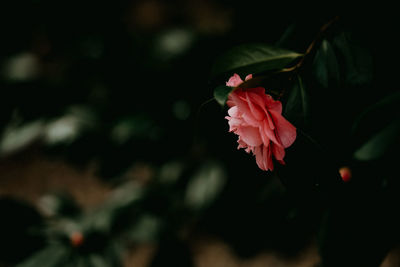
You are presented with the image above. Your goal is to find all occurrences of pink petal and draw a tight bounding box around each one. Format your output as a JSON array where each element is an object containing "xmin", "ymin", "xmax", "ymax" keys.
[
  {"xmin": 253, "ymin": 143, "xmax": 274, "ymax": 171},
  {"xmin": 230, "ymin": 91, "xmax": 259, "ymax": 127},
  {"xmin": 238, "ymin": 126, "xmax": 263, "ymax": 147},
  {"xmin": 245, "ymin": 92, "xmax": 265, "ymax": 120},
  {"xmin": 237, "ymin": 138, "xmax": 248, "ymax": 150},
  {"xmin": 226, "ymin": 99, "xmax": 235, "ymax": 107},
  {"xmin": 227, "ymin": 106, "xmax": 240, "ymax": 117},
  {"xmin": 245, "ymin": 74, "xmax": 253, "ymax": 81},
  {"xmin": 247, "ymin": 90, "xmax": 268, "ymax": 111},
  {"xmin": 262, "ymin": 119, "xmax": 281, "ymax": 146},
  {"xmin": 270, "ymin": 110, "xmax": 297, "ymax": 148},
  {"xmin": 264, "ymin": 94, "xmax": 282, "ymax": 114},
  {"xmin": 227, "ymin": 117, "xmax": 243, "ymax": 132},
  {"xmin": 259, "ymin": 122, "xmax": 270, "ymax": 146},
  {"xmin": 254, "ymin": 146, "xmax": 266, "ymax": 171},
  {"xmin": 272, "ymin": 143, "xmax": 285, "ymax": 161},
  {"xmin": 263, "ymin": 144, "xmax": 274, "ymax": 171},
  {"xmin": 265, "ymin": 110, "xmax": 275, "ymax": 130},
  {"xmin": 226, "ymin": 73, "xmax": 243, "ymax": 87}
]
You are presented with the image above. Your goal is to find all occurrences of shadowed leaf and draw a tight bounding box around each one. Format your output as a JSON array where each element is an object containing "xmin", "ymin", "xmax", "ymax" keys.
[
  {"xmin": 313, "ymin": 39, "xmax": 340, "ymax": 88},
  {"xmin": 214, "ymin": 85, "xmax": 234, "ymax": 106},
  {"xmin": 354, "ymin": 119, "xmax": 400, "ymax": 161},
  {"xmin": 333, "ymin": 31, "xmax": 373, "ymax": 85},
  {"xmin": 284, "ymin": 75, "xmax": 310, "ymax": 127},
  {"xmin": 211, "ymin": 43, "xmax": 302, "ymax": 78}
]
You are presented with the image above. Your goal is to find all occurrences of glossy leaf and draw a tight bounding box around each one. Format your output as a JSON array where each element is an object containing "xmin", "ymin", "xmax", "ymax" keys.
[
  {"xmin": 333, "ymin": 31, "xmax": 373, "ymax": 85},
  {"xmin": 284, "ymin": 75, "xmax": 309, "ymax": 127},
  {"xmin": 352, "ymin": 91, "xmax": 400, "ymax": 134},
  {"xmin": 211, "ymin": 43, "xmax": 302, "ymax": 78},
  {"xmin": 354, "ymin": 119, "xmax": 400, "ymax": 161},
  {"xmin": 313, "ymin": 39, "xmax": 340, "ymax": 88},
  {"xmin": 351, "ymin": 91, "xmax": 400, "ymax": 155},
  {"xmin": 213, "ymin": 85, "xmax": 233, "ymax": 106}
]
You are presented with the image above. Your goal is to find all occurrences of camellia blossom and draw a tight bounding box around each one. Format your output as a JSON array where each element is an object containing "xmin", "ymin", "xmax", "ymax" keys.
[{"xmin": 225, "ymin": 73, "xmax": 297, "ymax": 171}]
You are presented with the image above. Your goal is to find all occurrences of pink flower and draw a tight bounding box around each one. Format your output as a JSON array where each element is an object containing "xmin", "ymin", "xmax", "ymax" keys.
[{"xmin": 225, "ymin": 73, "xmax": 297, "ymax": 171}]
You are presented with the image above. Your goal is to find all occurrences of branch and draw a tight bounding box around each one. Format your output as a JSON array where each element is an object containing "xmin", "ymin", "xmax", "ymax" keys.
[{"xmin": 281, "ymin": 16, "xmax": 340, "ymax": 73}]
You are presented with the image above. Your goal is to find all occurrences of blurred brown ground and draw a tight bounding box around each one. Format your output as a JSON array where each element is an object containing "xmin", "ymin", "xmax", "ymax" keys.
[{"xmin": 0, "ymin": 147, "xmax": 398, "ymax": 267}]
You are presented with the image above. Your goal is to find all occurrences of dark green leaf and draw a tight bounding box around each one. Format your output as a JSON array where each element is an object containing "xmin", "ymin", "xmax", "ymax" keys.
[
  {"xmin": 128, "ymin": 214, "xmax": 161, "ymax": 242},
  {"xmin": 213, "ymin": 85, "xmax": 233, "ymax": 106},
  {"xmin": 284, "ymin": 75, "xmax": 310, "ymax": 127},
  {"xmin": 185, "ymin": 161, "xmax": 226, "ymax": 211},
  {"xmin": 16, "ymin": 245, "xmax": 70, "ymax": 267},
  {"xmin": 211, "ymin": 43, "xmax": 302, "ymax": 78},
  {"xmin": 352, "ymin": 91, "xmax": 400, "ymax": 134},
  {"xmin": 351, "ymin": 91, "xmax": 400, "ymax": 152},
  {"xmin": 313, "ymin": 39, "xmax": 340, "ymax": 88},
  {"xmin": 333, "ymin": 31, "xmax": 373, "ymax": 85},
  {"xmin": 88, "ymin": 254, "xmax": 111, "ymax": 267},
  {"xmin": 275, "ymin": 23, "xmax": 297, "ymax": 47},
  {"xmin": 354, "ymin": 119, "xmax": 400, "ymax": 161},
  {"xmin": 38, "ymin": 192, "xmax": 81, "ymax": 218},
  {"xmin": 84, "ymin": 182, "xmax": 145, "ymax": 233}
]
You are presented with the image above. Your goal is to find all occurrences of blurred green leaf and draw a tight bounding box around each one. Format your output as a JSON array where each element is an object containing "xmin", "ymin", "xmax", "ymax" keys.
[
  {"xmin": 213, "ymin": 85, "xmax": 233, "ymax": 106},
  {"xmin": 0, "ymin": 119, "xmax": 45, "ymax": 155},
  {"xmin": 44, "ymin": 105, "xmax": 97, "ymax": 146},
  {"xmin": 110, "ymin": 115, "xmax": 161, "ymax": 145},
  {"xmin": 38, "ymin": 192, "xmax": 81, "ymax": 218},
  {"xmin": 211, "ymin": 43, "xmax": 302, "ymax": 78},
  {"xmin": 313, "ymin": 39, "xmax": 340, "ymax": 88},
  {"xmin": 87, "ymin": 254, "xmax": 111, "ymax": 267},
  {"xmin": 158, "ymin": 160, "xmax": 184, "ymax": 185},
  {"xmin": 128, "ymin": 214, "xmax": 161, "ymax": 242},
  {"xmin": 284, "ymin": 74, "xmax": 309, "ymax": 126},
  {"xmin": 16, "ymin": 244, "xmax": 70, "ymax": 267},
  {"xmin": 352, "ymin": 91, "xmax": 400, "ymax": 134},
  {"xmin": 354, "ymin": 119, "xmax": 400, "ymax": 161},
  {"xmin": 185, "ymin": 161, "xmax": 226, "ymax": 211},
  {"xmin": 333, "ymin": 31, "xmax": 373, "ymax": 85},
  {"xmin": 84, "ymin": 182, "xmax": 145, "ymax": 233},
  {"xmin": 351, "ymin": 91, "xmax": 400, "ymax": 156}
]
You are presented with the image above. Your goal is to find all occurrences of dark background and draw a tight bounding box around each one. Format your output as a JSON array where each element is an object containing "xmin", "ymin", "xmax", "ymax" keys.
[{"xmin": 0, "ymin": 1, "xmax": 399, "ymax": 266}]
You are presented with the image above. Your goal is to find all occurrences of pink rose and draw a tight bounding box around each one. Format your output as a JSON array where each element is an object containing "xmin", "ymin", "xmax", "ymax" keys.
[{"xmin": 225, "ymin": 73, "xmax": 297, "ymax": 171}]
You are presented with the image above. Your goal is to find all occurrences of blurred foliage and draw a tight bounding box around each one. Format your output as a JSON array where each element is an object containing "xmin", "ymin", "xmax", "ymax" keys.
[{"xmin": 0, "ymin": 1, "xmax": 399, "ymax": 267}]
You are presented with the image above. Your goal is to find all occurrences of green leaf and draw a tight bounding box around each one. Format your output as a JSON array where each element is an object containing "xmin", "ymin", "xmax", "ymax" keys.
[
  {"xmin": 16, "ymin": 245, "xmax": 70, "ymax": 267},
  {"xmin": 213, "ymin": 85, "xmax": 233, "ymax": 106},
  {"xmin": 275, "ymin": 23, "xmax": 297, "ymax": 47},
  {"xmin": 333, "ymin": 31, "xmax": 373, "ymax": 85},
  {"xmin": 211, "ymin": 43, "xmax": 302, "ymax": 78},
  {"xmin": 84, "ymin": 182, "xmax": 145, "ymax": 232},
  {"xmin": 354, "ymin": 119, "xmax": 400, "ymax": 161},
  {"xmin": 313, "ymin": 39, "xmax": 340, "ymax": 88},
  {"xmin": 185, "ymin": 161, "xmax": 226, "ymax": 211},
  {"xmin": 128, "ymin": 214, "xmax": 161, "ymax": 242},
  {"xmin": 284, "ymin": 75, "xmax": 309, "ymax": 126},
  {"xmin": 88, "ymin": 254, "xmax": 111, "ymax": 267},
  {"xmin": 352, "ymin": 91, "xmax": 400, "ymax": 134}
]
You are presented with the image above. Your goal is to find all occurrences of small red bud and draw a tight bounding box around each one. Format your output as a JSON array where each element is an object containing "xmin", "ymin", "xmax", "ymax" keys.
[
  {"xmin": 70, "ymin": 232, "xmax": 84, "ymax": 247},
  {"xmin": 339, "ymin": 167, "xmax": 352, "ymax": 182}
]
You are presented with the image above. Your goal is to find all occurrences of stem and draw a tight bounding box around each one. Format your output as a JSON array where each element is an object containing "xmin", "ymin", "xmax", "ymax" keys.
[{"xmin": 280, "ymin": 16, "xmax": 340, "ymax": 73}]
